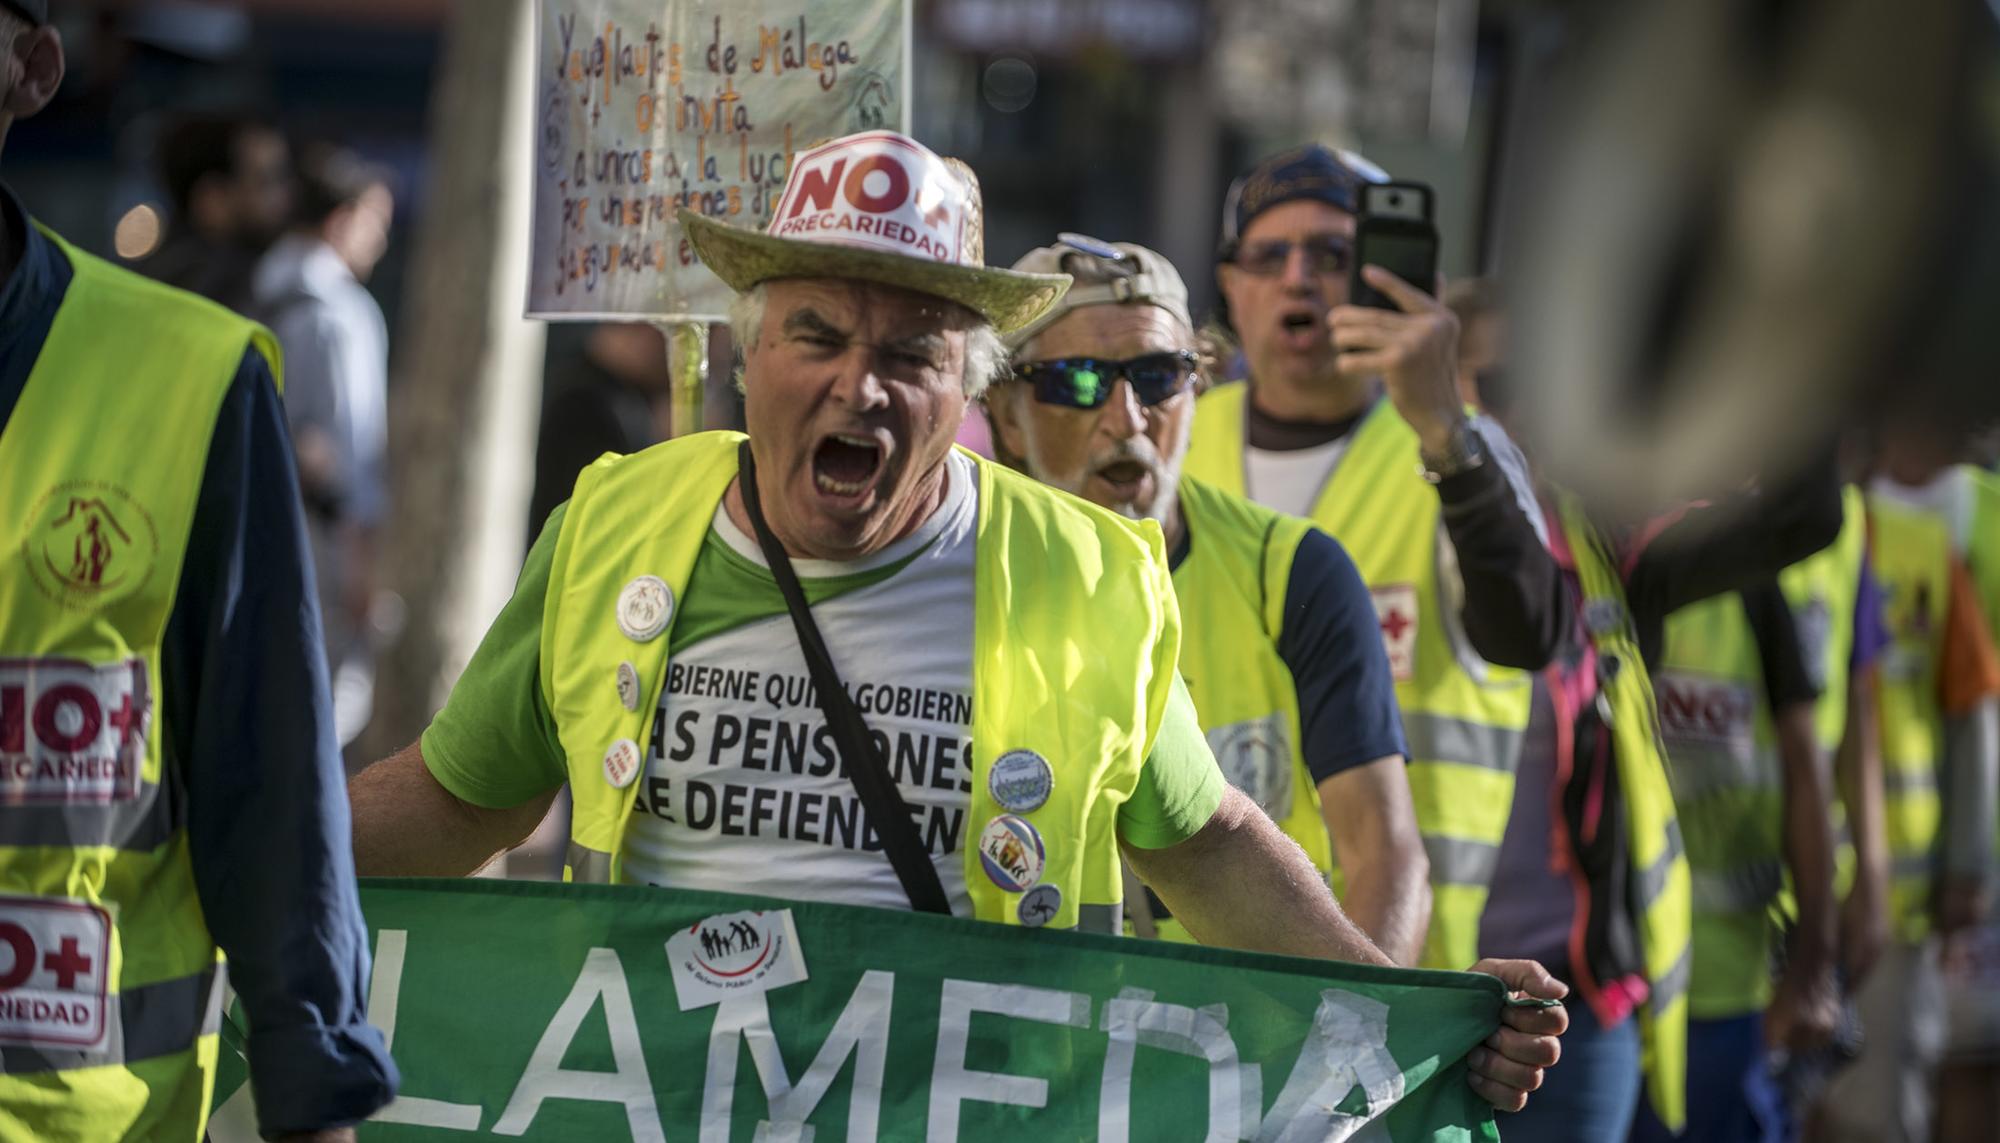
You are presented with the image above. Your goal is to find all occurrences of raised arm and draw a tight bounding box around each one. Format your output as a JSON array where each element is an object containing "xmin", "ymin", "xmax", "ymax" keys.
[{"xmin": 1624, "ymin": 444, "xmax": 1846, "ymax": 645}]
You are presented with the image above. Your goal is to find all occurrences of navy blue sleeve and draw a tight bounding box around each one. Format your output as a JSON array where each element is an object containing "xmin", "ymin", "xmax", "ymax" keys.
[
  {"xmin": 162, "ymin": 347, "xmax": 398, "ymax": 1135},
  {"xmin": 1276, "ymin": 527, "xmax": 1411, "ymax": 783},
  {"xmin": 1740, "ymin": 581, "xmax": 1821, "ymax": 711}
]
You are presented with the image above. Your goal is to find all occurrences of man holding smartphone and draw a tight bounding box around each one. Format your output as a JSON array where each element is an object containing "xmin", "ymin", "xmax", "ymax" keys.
[{"xmin": 1184, "ymin": 145, "xmax": 1571, "ymax": 978}]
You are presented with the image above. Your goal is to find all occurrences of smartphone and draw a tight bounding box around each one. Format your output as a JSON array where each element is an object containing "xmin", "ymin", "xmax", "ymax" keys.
[{"xmin": 1350, "ymin": 181, "xmax": 1439, "ymax": 310}]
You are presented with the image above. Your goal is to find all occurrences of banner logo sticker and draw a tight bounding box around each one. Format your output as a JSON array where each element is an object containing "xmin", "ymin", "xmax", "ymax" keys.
[{"xmin": 665, "ymin": 908, "xmax": 808, "ymax": 1011}]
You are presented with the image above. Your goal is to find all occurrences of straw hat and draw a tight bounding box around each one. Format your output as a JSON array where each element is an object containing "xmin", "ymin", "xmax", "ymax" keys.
[{"xmin": 678, "ymin": 131, "xmax": 1070, "ymax": 333}]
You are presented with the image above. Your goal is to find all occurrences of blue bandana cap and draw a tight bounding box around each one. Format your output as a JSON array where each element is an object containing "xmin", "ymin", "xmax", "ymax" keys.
[{"xmin": 1218, "ymin": 144, "xmax": 1388, "ymax": 253}]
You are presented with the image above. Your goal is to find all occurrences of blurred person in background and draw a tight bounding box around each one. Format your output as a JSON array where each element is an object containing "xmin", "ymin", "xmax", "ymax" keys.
[
  {"xmin": 987, "ymin": 234, "xmax": 1430, "ymax": 964},
  {"xmin": 146, "ymin": 111, "xmax": 293, "ymax": 313},
  {"xmin": 1183, "ymin": 145, "xmax": 1569, "ymax": 979},
  {"xmin": 1478, "ymin": 371, "xmax": 1845, "ymax": 1141},
  {"xmin": 253, "ymin": 143, "xmax": 395, "ymax": 753},
  {"xmin": 1869, "ymin": 408, "xmax": 2000, "ymax": 654},
  {"xmin": 1816, "ymin": 409, "xmax": 2000, "ymax": 1143},
  {"xmin": 1636, "ymin": 574, "xmax": 1849, "ymax": 1142},
  {"xmin": 528, "ymin": 321, "xmax": 669, "ymax": 532},
  {"xmin": 0, "ymin": 2, "xmax": 394, "ymax": 1137}
]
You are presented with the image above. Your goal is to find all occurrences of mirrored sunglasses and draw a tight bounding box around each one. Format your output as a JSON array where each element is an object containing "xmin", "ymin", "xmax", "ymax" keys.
[{"xmin": 1012, "ymin": 350, "xmax": 1200, "ymax": 410}]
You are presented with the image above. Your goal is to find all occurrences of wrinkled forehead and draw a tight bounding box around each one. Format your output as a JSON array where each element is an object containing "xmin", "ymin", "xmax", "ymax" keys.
[
  {"xmin": 1026, "ymin": 302, "xmax": 1195, "ymax": 361},
  {"xmin": 1237, "ymin": 199, "xmax": 1356, "ymax": 246},
  {"xmin": 764, "ymin": 277, "xmax": 979, "ymax": 340}
]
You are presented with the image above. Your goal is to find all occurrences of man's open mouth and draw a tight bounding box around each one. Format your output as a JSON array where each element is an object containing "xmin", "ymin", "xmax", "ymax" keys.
[
  {"xmin": 1276, "ymin": 310, "xmax": 1325, "ymax": 352},
  {"xmin": 812, "ymin": 433, "xmax": 885, "ymax": 496},
  {"xmin": 1094, "ymin": 458, "xmax": 1149, "ymax": 492}
]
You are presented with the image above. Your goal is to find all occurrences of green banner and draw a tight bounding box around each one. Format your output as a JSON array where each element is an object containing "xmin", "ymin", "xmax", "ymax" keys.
[{"xmin": 211, "ymin": 878, "xmax": 1514, "ymax": 1141}]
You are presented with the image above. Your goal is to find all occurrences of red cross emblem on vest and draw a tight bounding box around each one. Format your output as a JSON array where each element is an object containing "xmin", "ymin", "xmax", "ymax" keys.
[{"xmin": 1370, "ymin": 584, "xmax": 1418, "ymax": 682}]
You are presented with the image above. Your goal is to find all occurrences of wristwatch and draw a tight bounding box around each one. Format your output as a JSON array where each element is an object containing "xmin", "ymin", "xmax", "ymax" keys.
[{"xmin": 1419, "ymin": 419, "xmax": 1487, "ymax": 483}]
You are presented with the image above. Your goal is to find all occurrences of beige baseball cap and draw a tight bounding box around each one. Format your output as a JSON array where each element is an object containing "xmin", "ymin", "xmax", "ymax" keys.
[
  {"xmin": 1002, "ymin": 234, "xmax": 1194, "ymax": 352},
  {"xmin": 679, "ymin": 131, "xmax": 1070, "ymax": 333}
]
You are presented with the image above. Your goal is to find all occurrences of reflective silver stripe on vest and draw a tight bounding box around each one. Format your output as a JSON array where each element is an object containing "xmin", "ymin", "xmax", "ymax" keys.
[
  {"xmin": 0, "ymin": 780, "xmax": 179, "ymax": 853},
  {"xmin": 0, "ymin": 963, "xmax": 223, "ymax": 1074},
  {"xmin": 1661, "ymin": 741, "xmax": 1779, "ymax": 805},
  {"xmin": 1403, "ymin": 713, "xmax": 1524, "ymax": 773},
  {"xmin": 1074, "ymin": 903, "xmax": 1122, "ymax": 935},
  {"xmin": 1890, "ymin": 852, "xmax": 1936, "ymax": 883},
  {"xmin": 1943, "ymin": 706, "xmax": 2000, "ymax": 878},
  {"xmin": 1636, "ymin": 822, "xmax": 1684, "ymax": 908},
  {"xmin": 1651, "ymin": 945, "xmax": 1692, "ymax": 1010},
  {"xmin": 1691, "ymin": 860, "xmax": 1784, "ymax": 914},
  {"xmin": 1882, "ymin": 768, "xmax": 1939, "ymax": 797},
  {"xmin": 567, "ymin": 842, "xmax": 613, "ymax": 883},
  {"xmin": 1424, "ymin": 835, "xmax": 1502, "ymax": 889}
]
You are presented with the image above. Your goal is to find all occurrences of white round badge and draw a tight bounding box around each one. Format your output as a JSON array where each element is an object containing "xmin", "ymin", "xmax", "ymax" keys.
[
  {"xmin": 977, "ymin": 814, "xmax": 1046, "ymax": 893},
  {"xmin": 616, "ymin": 576, "xmax": 673, "ymax": 642},
  {"xmin": 602, "ymin": 738, "xmax": 642, "ymax": 789},
  {"xmin": 987, "ymin": 749, "xmax": 1053, "ymax": 813},
  {"xmin": 1017, "ymin": 883, "xmax": 1062, "ymax": 928},
  {"xmin": 616, "ymin": 661, "xmax": 642, "ymax": 711}
]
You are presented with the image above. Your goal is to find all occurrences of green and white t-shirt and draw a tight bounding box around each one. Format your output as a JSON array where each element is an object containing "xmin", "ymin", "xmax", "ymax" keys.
[
  {"xmin": 623, "ymin": 451, "xmax": 981, "ymax": 910},
  {"xmin": 422, "ymin": 450, "xmax": 1223, "ymax": 915}
]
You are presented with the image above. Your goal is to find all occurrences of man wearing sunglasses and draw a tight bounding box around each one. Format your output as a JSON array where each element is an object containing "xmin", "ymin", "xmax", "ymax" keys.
[
  {"xmin": 987, "ymin": 235, "xmax": 1431, "ymax": 967},
  {"xmin": 1183, "ymin": 146, "xmax": 1572, "ymax": 974}
]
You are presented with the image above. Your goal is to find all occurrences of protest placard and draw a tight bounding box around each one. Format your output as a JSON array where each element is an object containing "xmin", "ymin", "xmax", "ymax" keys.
[
  {"xmin": 527, "ymin": 0, "xmax": 909, "ymax": 321},
  {"xmin": 211, "ymin": 878, "xmax": 1519, "ymax": 1141}
]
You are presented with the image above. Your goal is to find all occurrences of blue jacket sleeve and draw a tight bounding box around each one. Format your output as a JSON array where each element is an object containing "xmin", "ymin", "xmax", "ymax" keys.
[
  {"xmin": 161, "ymin": 347, "xmax": 398, "ymax": 1135},
  {"xmin": 1276, "ymin": 527, "xmax": 1411, "ymax": 784}
]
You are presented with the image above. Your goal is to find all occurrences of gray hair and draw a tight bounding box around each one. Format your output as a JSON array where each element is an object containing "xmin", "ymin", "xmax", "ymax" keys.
[{"xmin": 728, "ymin": 283, "xmax": 1008, "ymax": 398}]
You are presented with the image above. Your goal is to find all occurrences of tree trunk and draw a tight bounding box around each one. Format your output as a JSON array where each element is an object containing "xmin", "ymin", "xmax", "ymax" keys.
[{"xmin": 363, "ymin": 0, "xmax": 546, "ymax": 764}]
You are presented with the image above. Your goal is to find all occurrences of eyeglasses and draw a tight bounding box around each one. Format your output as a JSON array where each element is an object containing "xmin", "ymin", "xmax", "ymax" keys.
[
  {"xmin": 1230, "ymin": 235, "xmax": 1352, "ymax": 277},
  {"xmin": 1012, "ymin": 350, "xmax": 1200, "ymax": 410}
]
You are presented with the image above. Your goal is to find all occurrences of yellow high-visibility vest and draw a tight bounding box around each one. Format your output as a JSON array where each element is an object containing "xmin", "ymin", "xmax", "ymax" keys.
[
  {"xmin": 1148, "ymin": 476, "xmax": 1320, "ymax": 941},
  {"xmin": 1656, "ymin": 595, "xmax": 1785, "ymax": 1019},
  {"xmin": 0, "ymin": 227, "xmax": 274, "ymax": 1139},
  {"xmin": 550, "ymin": 433, "xmax": 1182, "ymax": 933},
  {"xmin": 1866, "ymin": 496, "xmax": 1953, "ymax": 940},
  {"xmin": 1553, "ymin": 492, "xmax": 1694, "ymax": 1131},
  {"xmin": 1185, "ymin": 384, "xmax": 1531, "ymax": 969}
]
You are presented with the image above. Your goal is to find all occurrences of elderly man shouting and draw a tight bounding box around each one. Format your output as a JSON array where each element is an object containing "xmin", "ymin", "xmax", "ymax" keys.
[
  {"xmin": 347, "ymin": 131, "xmax": 1563, "ymax": 1112},
  {"xmin": 984, "ymin": 234, "xmax": 1433, "ymax": 967}
]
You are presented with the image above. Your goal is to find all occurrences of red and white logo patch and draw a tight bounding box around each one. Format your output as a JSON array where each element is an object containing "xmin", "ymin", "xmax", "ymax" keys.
[
  {"xmin": 1371, "ymin": 584, "xmax": 1419, "ymax": 683},
  {"xmin": 0, "ymin": 658, "xmax": 148, "ymax": 804},
  {"xmin": 767, "ymin": 131, "xmax": 970, "ymax": 265},
  {"xmin": 0, "ymin": 896, "xmax": 112, "ymax": 1050}
]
